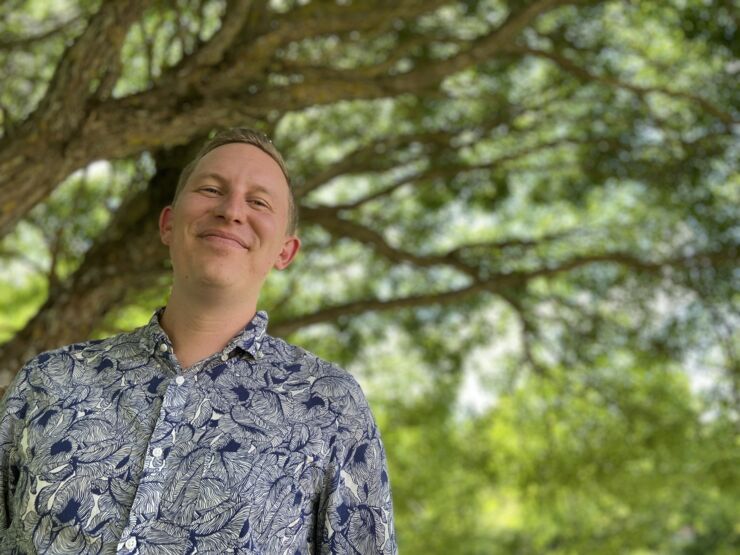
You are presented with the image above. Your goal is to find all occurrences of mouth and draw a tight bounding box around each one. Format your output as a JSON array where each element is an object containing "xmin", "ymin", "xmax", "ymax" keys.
[{"xmin": 198, "ymin": 230, "xmax": 248, "ymax": 249}]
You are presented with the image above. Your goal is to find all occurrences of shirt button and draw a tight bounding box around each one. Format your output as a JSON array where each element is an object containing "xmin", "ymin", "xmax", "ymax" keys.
[
  {"xmin": 220, "ymin": 353, "xmax": 228, "ymax": 362},
  {"xmin": 159, "ymin": 343, "xmax": 168, "ymax": 352},
  {"xmin": 152, "ymin": 447, "xmax": 163, "ymax": 458},
  {"xmin": 175, "ymin": 376, "xmax": 185, "ymax": 385},
  {"xmin": 125, "ymin": 537, "xmax": 137, "ymax": 549}
]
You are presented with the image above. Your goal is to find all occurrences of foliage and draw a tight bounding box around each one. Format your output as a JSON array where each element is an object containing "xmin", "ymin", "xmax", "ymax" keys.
[{"xmin": 0, "ymin": 0, "xmax": 738, "ymax": 553}]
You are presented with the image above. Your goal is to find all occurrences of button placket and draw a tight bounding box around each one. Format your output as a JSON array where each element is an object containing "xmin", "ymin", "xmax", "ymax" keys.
[
  {"xmin": 146, "ymin": 450, "xmax": 167, "ymax": 471},
  {"xmin": 147, "ymin": 390, "xmax": 184, "ymax": 470}
]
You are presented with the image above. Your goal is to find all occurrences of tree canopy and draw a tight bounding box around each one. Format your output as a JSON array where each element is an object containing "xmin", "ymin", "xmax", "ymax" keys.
[{"xmin": 0, "ymin": 0, "xmax": 737, "ymax": 553}]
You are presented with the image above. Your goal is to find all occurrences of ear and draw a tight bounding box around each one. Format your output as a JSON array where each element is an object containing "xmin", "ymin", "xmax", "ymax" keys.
[
  {"xmin": 273, "ymin": 235, "xmax": 301, "ymax": 270},
  {"xmin": 159, "ymin": 205, "xmax": 174, "ymax": 246}
]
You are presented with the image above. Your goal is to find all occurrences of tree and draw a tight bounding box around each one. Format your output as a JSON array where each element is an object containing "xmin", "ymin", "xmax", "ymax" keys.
[{"xmin": 0, "ymin": 0, "xmax": 737, "ymax": 552}]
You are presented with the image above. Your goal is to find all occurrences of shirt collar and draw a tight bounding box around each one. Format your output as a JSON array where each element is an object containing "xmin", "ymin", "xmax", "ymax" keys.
[{"xmin": 138, "ymin": 308, "xmax": 269, "ymax": 359}]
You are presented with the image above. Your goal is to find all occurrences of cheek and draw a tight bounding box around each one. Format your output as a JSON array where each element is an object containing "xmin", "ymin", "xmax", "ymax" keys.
[
  {"xmin": 257, "ymin": 211, "xmax": 283, "ymax": 234},
  {"xmin": 169, "ymin": 222, "xmax": 192, "ymax": 259}
]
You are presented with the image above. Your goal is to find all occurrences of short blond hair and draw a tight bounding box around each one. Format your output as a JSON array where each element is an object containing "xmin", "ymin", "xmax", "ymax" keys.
[{"xmin": 174, "ymin": 128, "xmax": 298, "ymax": 234}]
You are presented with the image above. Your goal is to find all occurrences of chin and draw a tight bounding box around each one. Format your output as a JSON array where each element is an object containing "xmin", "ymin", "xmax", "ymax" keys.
[{"xmin": 197, "ymin": 273, "xmax": 237, "ymax": 288}]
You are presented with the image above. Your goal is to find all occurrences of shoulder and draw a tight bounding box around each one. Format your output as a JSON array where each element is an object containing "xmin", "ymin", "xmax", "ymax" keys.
[
  {"xmin": 265, "ymin": 335, "xmax": 368, "ymax": 399},
  {"xmin": 262, "ymin": 335, "xmax": 379, "ymax": 430},
  {"xmin": 1, "ymin": 328, "xmax": 147, "ymax": 427},
  {"xmin": 9, "ymin": 327, "xmax": 146, "ymax": 396},
  {"xmin": 25, "ymin": 327, "xmax": 142, "ymax": 370}
]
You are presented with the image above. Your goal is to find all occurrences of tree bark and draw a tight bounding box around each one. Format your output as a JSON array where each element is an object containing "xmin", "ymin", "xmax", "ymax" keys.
[
  {"xmin": 0, "ymin": 143, "xmax": 196, "ymax": 386},
  {"xmin": 0, "ymin": 0, "xmax": 149, "ymax": 238},
  {"xmin": 0, "ymin": 0, "xmax": 568, "ymax": 239}
]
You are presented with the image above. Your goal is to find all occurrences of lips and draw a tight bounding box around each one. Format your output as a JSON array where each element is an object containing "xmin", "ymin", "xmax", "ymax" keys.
[{"xmin": 198, "ymin": 229, "xmax": 248, "ymax": 249}]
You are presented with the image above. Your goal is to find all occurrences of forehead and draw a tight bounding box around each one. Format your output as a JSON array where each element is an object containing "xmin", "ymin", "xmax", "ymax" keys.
[{"xmin": 190, "ymin": 143, "xmax": 288, "ymax": 193}]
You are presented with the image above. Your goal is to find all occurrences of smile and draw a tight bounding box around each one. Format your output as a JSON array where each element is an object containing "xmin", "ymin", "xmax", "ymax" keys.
[{"xmin": 199, "ymin": 230, "xmax": 248, "ymax": 249}]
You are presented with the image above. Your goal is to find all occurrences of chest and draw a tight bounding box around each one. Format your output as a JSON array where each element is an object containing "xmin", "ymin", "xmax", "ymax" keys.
[{"xmin": 13, "ymin": 368, "xmax": 336, "ymax": 552}]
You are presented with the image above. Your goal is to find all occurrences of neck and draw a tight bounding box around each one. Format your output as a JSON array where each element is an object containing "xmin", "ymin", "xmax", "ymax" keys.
[{"xmin": 159, "ymin": 283, "xmax": 259, "ymax": 369}]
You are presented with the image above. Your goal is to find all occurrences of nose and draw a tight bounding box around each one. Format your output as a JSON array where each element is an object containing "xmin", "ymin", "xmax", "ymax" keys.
[{"xmin": 212, "ymin": 192, "xmax": 245, "ymax": 223}]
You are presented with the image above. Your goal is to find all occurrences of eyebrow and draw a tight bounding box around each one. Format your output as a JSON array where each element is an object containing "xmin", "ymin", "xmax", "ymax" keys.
[{"xmin": 193, "ymin": 172, "xmax": 275, "ymax": 197}]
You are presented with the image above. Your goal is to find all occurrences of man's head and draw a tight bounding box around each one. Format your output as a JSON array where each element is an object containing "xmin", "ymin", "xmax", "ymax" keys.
[
  {"xmin": 173, "ymin": 128, "xmax": 298, "ymax": 235},
  {"xmin": 159, "ymin": 128, "xmax": 301, "ymax": 297}
]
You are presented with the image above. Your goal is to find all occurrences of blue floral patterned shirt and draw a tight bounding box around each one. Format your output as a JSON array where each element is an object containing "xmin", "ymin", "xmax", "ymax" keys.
[{"xmin": 0, "ymin": 310, "xmax": 396, "ymax": 554}]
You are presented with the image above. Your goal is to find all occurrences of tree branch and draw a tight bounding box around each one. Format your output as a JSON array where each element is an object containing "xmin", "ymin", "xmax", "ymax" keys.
[
  {"xmin": 376, "ymin": 0, "xmax": 581, "ymax": 92},
  {"xmin": 165, "ymin": 0, "xmax": 450, "ymax": 97},
  {"xmin": 311, "ymin": 136, "xmax": 588, "ymax": 211},
  {"xmin": 28, "ymin": 1, "xmax": 149, "ymax": 138},
  {"xmin": 448, "ymin": 230, "xmax": 579, "ymax": 257},
  {"xmin": 237, "ymin": 1, "xmax": 582, "ymax": 112},
  {"xmin": 0, "ymin": 14, "xmax": 83, "ymax": 51},
  {"xmin": 327, "ymin": 168, "xmax": 425, "ymax": 211},
  {"xmin": 301, "ymin": 207, "xmax": 480, "ymax": 279},
  {"xmin": 296, "ymin": 129, "xmax": 454, "ymax": 197},
  {"xmin": 511, "ymin": 45, "xmax": 738, "ymax": 126},
  {"xmin": 501, "ymin": 292, "xmax": 548, "ymax": 375},
  {"xmin": 0, "ymin": 140, "xmax": 197, "ymax": 383},
  {"xmin": 270, "ymin": 247, "xmax": 738, "ymax": 335},
  {"xmin": 0, "ymin": 0, "xmax": 576, "ymax": 239},
  {"xmin": 172, "ymin": 0, "xmax": 254, "ymax": 75}
]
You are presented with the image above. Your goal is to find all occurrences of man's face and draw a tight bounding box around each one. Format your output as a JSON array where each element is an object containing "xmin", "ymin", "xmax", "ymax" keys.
[{"xmin": 159, "ymin": 143, "xmax": 300, "ymax": 294}]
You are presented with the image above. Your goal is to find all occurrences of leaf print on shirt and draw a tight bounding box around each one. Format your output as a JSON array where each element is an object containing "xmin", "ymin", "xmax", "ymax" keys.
[{"xmin": 0, "ymin": 310, "xmax": 397, "ymax": 554}]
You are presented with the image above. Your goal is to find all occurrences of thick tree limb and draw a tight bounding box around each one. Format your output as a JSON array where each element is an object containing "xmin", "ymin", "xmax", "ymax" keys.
[
  {"xmin": 27, "ymin": 1, "xmax": 148, "ymax": 137},
  {"xmin": 172, "ymin": 0, "xmax": 254, "ymax": 75},
  {"xmin": 377, "ymin": 0, "xmax": 581, "ymax": 92},
  {"xmin": 163, "ymin": 0, "xmax": 450, "ymax": 97},
  {"xmin": 282, "ymin": 0, "xmax": 580, "ymax": 89},
  {"xmin": 0, "ymin": 1, "xmax": 148, "ymax": 238},
  {"xmin": 0, "ymin": 142, "xmax": 195, "ymax": 386},
  {"xmin": 241, "ymin": 0, "xmax": 583, "ymax": 110},
  {"xmin": 0, "ymin": 0, "xmax": 571, "ymax": 239},
  {"xmin": 270, "ymin": 248, "xmax": 738, "ymax": 335}
]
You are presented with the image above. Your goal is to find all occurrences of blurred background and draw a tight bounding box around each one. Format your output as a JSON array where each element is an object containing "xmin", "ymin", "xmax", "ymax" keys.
[{"xmin": 0, "ymin": 0, "xmax": 737, "ymax": 553}]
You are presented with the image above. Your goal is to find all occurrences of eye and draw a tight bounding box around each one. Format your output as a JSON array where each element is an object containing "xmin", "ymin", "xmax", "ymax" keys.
[
  {"xmin": 248, "ymin": 198, "xmax": 270, "ymax": 209},
  {"xmin": 199, "ymin": 186, "xmax": 220, "ymax": 194}
]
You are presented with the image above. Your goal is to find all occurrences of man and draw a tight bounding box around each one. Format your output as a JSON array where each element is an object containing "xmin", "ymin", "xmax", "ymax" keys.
[{"xmin": 0, "ymin": 128, "xmax": 397, "ymax": 554}]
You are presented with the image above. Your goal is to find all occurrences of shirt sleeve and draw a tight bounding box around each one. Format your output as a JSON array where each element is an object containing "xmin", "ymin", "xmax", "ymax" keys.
[
  {"xmin": 0, "ymin": 366, "xmax": 28, "ymax": 531},
  {"xmin": 316, "ymin": 403, "xmax": 397, "ymax": 555}
]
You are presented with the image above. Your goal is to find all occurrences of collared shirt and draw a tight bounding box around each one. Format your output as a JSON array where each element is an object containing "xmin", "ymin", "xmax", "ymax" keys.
[{"xmin": 0, "ymin": 310, "xmax": 396, "ymax": 554}]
